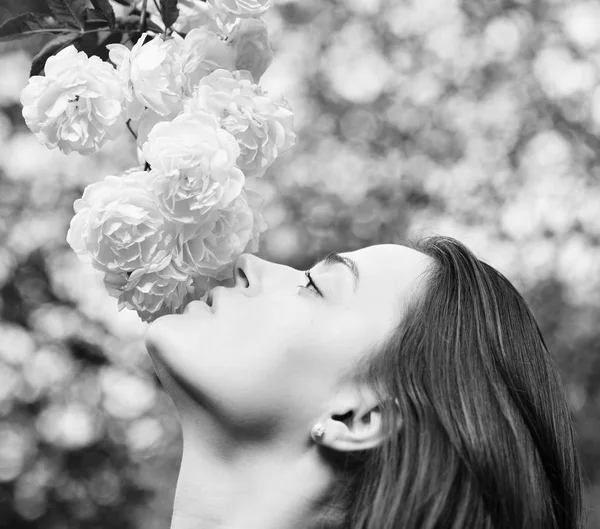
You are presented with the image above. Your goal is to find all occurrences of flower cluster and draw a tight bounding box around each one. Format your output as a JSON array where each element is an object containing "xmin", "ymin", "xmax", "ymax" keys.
[{"xmin": 20, "ymin": 0, "xmax": 294, "ymax": 322}]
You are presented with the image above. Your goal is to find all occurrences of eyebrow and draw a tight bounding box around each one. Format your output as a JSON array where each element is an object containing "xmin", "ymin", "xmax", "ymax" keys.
[{"xmin": 314, "ymin": 252, "xmax": 360, "ymax": 292}]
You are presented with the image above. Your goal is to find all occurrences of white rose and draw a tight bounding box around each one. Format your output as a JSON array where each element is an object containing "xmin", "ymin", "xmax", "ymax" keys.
[
  {"xmin": 19, "ymin": 46, "xmax": 124, "ymax": 155},
  {"xmin": 142, "ymin": 112, "xmax": 245, "ymax": 222},
  {"xmin": 229, "ymin": 18, "xmax": 273, "ymax": 82},
  {"xmin": 108, "ymin": 33, "xmax": 185, "ymax": 120},
  {"xmin": 186, "ymin": 69, "xmax": 296, "ymax": 178},
  {"xmin": 177, "ymin": 0, "xmax": 240, "ymax": 34},
  {"xmin": 104, "ymin": 262, "xmax": 194, "ymax": 323},
  {"xmin": 137, "ymin": 0, "xmax": 239, "ymax": 36},
  {"xmin": 191, "ymin": 274, "xmax": 224, "ymax": 302},
  {"xmin": 66, "ymin": 170, "xmax": 174, "ymax": 274},
  {"xmin": 147, "ymin": 168, "xmax": 225, "ymax": 229},
  {"xmin": 242, "ymin": 185, "xmax": 268, "ymax": 254},
  {"xmin": 180, "ymin": 27, "xmax": 236, "ymax": 96},
  {"xmin": 208, "ymin": 0, "xmax": 272, "ymax": 18},
  {"xmin": 132, "ymin": 107, "xmax": 177, "ymax": 148},
  {"xmin": 179, "ymin": 188, "xmax": 264, "ymax": 277}
]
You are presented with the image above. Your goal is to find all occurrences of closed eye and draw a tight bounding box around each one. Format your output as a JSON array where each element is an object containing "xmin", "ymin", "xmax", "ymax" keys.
[{"xmin": 299, "ymin": 270, "xmax": 323, "ymax": 297}]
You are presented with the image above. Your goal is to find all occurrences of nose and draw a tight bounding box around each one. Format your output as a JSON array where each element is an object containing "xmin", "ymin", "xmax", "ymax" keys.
[
  {"xmin": 233, "ymin": 253, "xmax": 261, "ymax": 295},
  {"xmin": 233, "ymin": 253, "xmax": 299, "ymax": 296}
]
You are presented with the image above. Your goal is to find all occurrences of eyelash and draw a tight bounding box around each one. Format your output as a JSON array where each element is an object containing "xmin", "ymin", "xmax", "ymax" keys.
[{"xmin": 300, "ymin": 270, "xmax": 322, "ymax": 297}]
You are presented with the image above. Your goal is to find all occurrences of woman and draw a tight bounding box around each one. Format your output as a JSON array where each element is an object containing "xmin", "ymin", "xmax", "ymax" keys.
[{"xmin": 145, "ymin": 235, "xmax": 584, "ymax": 529}]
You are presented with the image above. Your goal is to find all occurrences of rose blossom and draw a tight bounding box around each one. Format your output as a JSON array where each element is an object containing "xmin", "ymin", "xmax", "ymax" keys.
[
  {"xmin": 179, "ymin": 187, "xmax": 267, "ymax": 277},
  {"xmin": 186, "ymin": 69, "xmax": 296, "ymax": 178},
  {"xmin": 66, "ymin": 170, "xmax": 174, "ymax": 274},
  {"xmin": 66, "ymin": 169, "xmax": 201, "ymax": 322},
  {"xmin": 108, "ymin": 33, "xmax": 185, "ymax": 120},
  {"xmin": 142, "ymin": 111, "xmax": 245, "ymax": 224},
  {"xmin": 140, "ymin": 0, "xmax": 239, "ymax": 36},
  {"xmin": 19, "ymin": 46, "xmax": 124, "ymax": 155},
  {"xmin": 104, "ymin": 262, "xmax": 194, "ymax": 323},
  {"xmin": 207, "ymin": 0, "xmax": 272, "ymax": 18},
  {"xmin": 175, "ymin": 0, "xmax": 239, "ymax": 34},
  {"xmin": 192, "ymin": 274, "xmax": 223, "ymax": 303},
  {"xmin": 132, "ymin": 107, "xmax": 177, "ymax": 148},
  {"xmin": 180, "ymin": 27, "xmax": 236, "ymax": 96},
  {"xmin": 242, "ymin": 185, "xmax": 268, "ymax": 254},
  {"xmin": 229, "ymin": 18, "xmax": 273, "ymax": 82}
]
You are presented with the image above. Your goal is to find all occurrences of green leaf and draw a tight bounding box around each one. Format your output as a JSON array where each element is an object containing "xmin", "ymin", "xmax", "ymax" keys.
[
  {"xmin": 85, "ymin": 8, "xmax": 112, "ymax": 28},
  {"xmin": 29, "ymin": 34, "xmax": 80, "ymax": 76},
  {"xmin": 90, "ymin": 0, "xmax": 116, "ymax": 27},
  {"xmin": 159, "ymin": 0, "xmax": 179, "ymax": 30},
  {"xmin": 47, "ymin": 0, "xmax": 86, "ymax": 30},
  {"xmin": 145, "ymin": 19, "xmax": 163, "ymax": 33},
  {"xmin": 0, "ymin": 13, "xmax": 64, "ymax": 41}
]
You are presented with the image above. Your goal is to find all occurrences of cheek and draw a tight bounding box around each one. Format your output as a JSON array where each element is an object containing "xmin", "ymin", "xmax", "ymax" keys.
[
  {"xmin": 294, "ymin": 310, "xmax": 381, "ymax": 380},
  {"xmin": 283, "ymin": 313, "xmax": 366, "ymax": 391}
]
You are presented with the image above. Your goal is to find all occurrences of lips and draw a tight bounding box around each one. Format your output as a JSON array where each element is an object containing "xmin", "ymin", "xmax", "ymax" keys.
[
  {"xmin": 184, "ymin": 300, "xmax": 212, "ymax": 314},
  {"xmin": 207, "ymin": 286, "xmax": 224, "ymax": 310}
]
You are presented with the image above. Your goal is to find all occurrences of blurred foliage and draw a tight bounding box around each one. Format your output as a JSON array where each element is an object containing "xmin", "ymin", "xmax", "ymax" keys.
[{"xmin": 1, "ymin": 0, "xmax": 600, "ymax": 526}]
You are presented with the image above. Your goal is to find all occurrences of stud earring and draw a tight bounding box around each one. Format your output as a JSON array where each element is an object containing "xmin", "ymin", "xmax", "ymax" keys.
[{"xmin": 311, "ymin": 423, "xmax": 325, "ymax": 440}]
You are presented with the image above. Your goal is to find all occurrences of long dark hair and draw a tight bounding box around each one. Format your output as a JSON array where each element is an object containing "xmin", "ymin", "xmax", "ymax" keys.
[{"xmin": 324, "ymin": 236, "xmax": 584, "ymax": 529}]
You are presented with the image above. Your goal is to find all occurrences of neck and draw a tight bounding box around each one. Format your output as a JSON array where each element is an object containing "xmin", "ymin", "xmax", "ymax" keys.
[{"xmin": 169, "ymin": 409, "xmax": 340, "ymax": 529}]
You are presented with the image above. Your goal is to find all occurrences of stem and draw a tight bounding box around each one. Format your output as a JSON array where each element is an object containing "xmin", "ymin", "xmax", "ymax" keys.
[
  {"xmin": 126, "ymin": 119, "xmax": 138, "ymax": 140},
  {"xmin": 139, "ymin": 0, "xmax": 148, "ymax": 32},
  {"xmin": 122, "ymin": 34, "xmax": 134, "ymax": 46}
]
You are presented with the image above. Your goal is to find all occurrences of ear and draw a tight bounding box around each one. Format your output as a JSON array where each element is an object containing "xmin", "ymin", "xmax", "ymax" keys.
[{"xmin": 312, "ymin": 385, "xmax": 401, "ymax": 452}]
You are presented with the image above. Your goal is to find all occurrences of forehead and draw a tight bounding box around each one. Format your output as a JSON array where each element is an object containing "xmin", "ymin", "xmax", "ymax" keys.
[
  {"xmin": 341, "ymin": 243, "xmax": 432, "ymax": 314},
  {"xmin": 344, "ymin": 243, "xmax": 428, "ymax": 272}
]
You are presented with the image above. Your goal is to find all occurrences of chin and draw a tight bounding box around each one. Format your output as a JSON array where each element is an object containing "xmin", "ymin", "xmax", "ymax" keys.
[
  {"xmin": 144, "ymin": 313, "xmax": 176, "ymax": 356},
  {"xmin": 144, "ymin": 308, "xmax": 214, "ymax": 358}
]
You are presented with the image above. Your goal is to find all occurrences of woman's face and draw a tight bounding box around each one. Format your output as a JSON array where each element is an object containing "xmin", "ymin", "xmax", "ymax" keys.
[{"xmin": 145, "ymin": 244, "xmax": 431, "ymax": 436}]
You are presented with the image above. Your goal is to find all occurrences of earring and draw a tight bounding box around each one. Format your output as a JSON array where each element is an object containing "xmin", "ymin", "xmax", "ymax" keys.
[{"xmin": 311, "ymin": 423, "xmax": 325, "ymax": 440}]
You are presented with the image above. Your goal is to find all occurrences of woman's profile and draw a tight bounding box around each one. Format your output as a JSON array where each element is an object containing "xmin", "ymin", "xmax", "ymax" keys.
[{"xmin": 144, "ymin": 235, "xmax": 584, "ymax": 529}]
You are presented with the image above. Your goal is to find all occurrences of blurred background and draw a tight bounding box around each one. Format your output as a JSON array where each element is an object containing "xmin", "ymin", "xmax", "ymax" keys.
[{"xmin": 1, "ymin": 0, "xmax": 600, "ymax": 526}]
